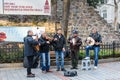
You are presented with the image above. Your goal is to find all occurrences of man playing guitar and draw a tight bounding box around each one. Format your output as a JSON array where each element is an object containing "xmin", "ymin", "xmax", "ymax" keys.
[{"xmin": 85, "ymin": 28, "xmax": 102, "ymax": 69}]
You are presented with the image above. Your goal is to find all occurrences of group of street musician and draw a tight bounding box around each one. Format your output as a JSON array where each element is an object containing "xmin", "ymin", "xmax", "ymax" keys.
[{"xmin": 24, "ymin": 27, "xmax": 102, "ymax": 77}]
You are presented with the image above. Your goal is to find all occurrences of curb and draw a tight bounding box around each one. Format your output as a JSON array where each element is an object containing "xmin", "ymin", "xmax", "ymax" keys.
[{"xmin": 0, "ymin": 58, "xmax": 120, "ymax": 68}]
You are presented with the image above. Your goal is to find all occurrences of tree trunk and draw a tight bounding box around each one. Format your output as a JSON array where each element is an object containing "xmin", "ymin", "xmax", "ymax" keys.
[
  {"xmin": 114, "ymin": 0, "xmax": 119, "ymax": 31},
  {"xmin": 55, "ymin": 0, "xmax": 57, "ymax": 33},
  {"xmin": 62, "ymin": 0, "xmax": 70, "ymax": 39}
]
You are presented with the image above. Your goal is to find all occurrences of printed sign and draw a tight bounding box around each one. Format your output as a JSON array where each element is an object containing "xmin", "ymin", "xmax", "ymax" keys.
[
  {"xmin": 0, "ymin": 26, "xmax": 45, "ymax": 42},
  {"xmin": 0, "ymin": 0, "xmax": 51, "ymax": 15}
]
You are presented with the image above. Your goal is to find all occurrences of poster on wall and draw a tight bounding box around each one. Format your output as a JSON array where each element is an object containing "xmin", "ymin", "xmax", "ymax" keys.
[
  {"xmin": 0, "ymin": 0, "xmax": 51, "ymax": 15},
  {"xmin": 0, "ymin": 26, "xmax": 45, "ymax": 42}
]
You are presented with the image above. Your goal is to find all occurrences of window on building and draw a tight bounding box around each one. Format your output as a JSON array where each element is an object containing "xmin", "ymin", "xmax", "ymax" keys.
[
  {"xmin": 102, "ymin": 10, "xmax": 107, "ymax": 19},
  {"xmin": 104, "ymin": 0, "xmax": 107, "ymax": 4}
]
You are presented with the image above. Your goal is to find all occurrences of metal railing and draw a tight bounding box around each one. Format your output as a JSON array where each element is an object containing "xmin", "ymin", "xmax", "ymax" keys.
[
  {"xmin": 0, "ymin": 42, "xmax": 23, "ymax": 63},
  {"xmin": 0, "ymin": 41, "xmax": 120, "ymax": 63},
  {"xmin": 79, "ymin": 41, "xmax": 120, "ymax": 59}
]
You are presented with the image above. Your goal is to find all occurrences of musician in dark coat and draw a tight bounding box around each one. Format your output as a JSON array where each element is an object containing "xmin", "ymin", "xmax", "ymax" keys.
[
  {"xmin": 24, "ymin": 30, "xmax": 39, "ymax": 77},
  {"xmin": 68, "ymin": 30, "xmax": 82, "ymax": 69},
  {"xmin": 38, "ymin": 32, "xmax": 52, "ymax": 73},
  {"xmin": 52, "ymin": 28, "xmax": 66, "ymax": 71},
  {"xmin": 85, "ymin": 28, "xmax": 102, "ymax": 69}
]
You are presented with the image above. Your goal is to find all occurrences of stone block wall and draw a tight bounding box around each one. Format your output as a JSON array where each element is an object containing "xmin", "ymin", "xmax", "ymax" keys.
[{"xmin": 62, "ymin": 0, "xmax": 119, "ymax": 43}]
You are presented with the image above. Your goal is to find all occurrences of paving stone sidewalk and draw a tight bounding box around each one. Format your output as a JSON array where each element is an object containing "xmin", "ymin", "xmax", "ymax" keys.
[{"xmin": 0, "ymin": 62, "xmax": 120, "ymax": 80}]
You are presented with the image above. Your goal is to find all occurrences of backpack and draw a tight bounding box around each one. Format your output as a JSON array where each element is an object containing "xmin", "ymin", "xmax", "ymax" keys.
[{"xmin": 64, "ymin": 70, "xmax": 77, "ymax": 77}]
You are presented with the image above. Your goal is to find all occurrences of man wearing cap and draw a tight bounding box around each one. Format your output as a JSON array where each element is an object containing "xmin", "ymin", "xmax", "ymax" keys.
[{"xmin": 68, "ymin": 30, "xmax": 82, "ymax": 69}]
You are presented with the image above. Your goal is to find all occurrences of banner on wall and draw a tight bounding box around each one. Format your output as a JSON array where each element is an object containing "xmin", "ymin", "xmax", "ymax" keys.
[
  {"xmin": 0, "ymin": 0, "xmax": 51, "ymax": 15},
  {"xmin": 0, "ymin": 26, "xmax": 45, "ymax": 42}
]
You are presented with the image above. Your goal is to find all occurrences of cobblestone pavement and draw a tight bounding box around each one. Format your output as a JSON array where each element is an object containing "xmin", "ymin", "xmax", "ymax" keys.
[{"xmin": 0, "ymin": 62, "xmax": 120, "ymax": 80}]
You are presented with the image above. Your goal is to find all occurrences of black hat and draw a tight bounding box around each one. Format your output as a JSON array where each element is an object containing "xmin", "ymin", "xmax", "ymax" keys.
[{"xmin": 72, "ymin": 30, "xmax": 78, "ymax": 34}]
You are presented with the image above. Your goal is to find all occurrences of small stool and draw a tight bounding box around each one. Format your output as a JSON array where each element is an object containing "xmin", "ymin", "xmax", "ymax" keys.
[{"xmin": 81, "ymin": 59, "xmax": 91, "ymax": 70}]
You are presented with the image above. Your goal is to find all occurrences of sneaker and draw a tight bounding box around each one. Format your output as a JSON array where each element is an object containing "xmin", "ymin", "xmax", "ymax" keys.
[
  {"xmin": 84, "ymin": 57, "xmax": 90, "ymax": 60},
  {"xmin": 27, "ymin": 74, "xmax": 35, "ymax": 77},
  {"xmin": 61, "ymin": 68, "xmax": 66, "ymax": 71},
  {"xmin": 93, "ymin": 66, "xmax": 97, "ymax": 70}
]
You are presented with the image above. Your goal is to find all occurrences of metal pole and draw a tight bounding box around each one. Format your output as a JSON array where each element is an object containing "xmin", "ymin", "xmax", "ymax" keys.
[{"xmin": 113, "ymin": 41, "xmax": 115, "ymax": 57}]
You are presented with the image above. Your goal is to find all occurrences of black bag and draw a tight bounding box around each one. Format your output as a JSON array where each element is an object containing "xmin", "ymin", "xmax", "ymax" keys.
[
  {"xmin": 32, "ymin": 55, "xmax": 39, "ymax": 68},
  {"xmin": 64, "ymin": 70, "xmax": 77, "ymax": 77}
]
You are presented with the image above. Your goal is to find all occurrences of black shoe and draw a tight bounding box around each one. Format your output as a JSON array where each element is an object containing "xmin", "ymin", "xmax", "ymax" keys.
[
  {"xmin": 31, "ymin": 73, "xmax": 35, "ymax": 76},
  {"xmin": 74, "ymin": 67, "xmax": 78, "ymax": 69},
  {"xmin": 56, "ymin": 69, "xmax": 60, "ymax": 71},
  {"xmin": 27, "ymin": 74, "xmax": 35, "ymax": 77},
  {"xmin": 71, "ymin": 67, "xmax": 75, "ymax": 69},
  {"xmin": 61, "ymin": 68, "xmax": 66, "ymax": 71},
  {"xmin": 46, "ymin": 70, "xmax": 53, "ymax": 72}
]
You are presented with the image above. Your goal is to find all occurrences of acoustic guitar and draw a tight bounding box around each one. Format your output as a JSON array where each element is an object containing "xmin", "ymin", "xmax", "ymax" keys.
[{"xmin": 33, "ymin": 45, "xmax": 40, "ymax": 52}]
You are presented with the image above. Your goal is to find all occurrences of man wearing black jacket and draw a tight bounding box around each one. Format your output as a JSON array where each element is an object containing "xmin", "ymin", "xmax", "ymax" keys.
[
  {"xmin": 24, "ymin": 30, "xmax": 39, "ymax": 77},
  {"xmin": 53, "ymin": 28, "xmax": 66, "ymax": 71},
  {"xmin": 38, "ymin": 33, "xmax": 52, "ymax": 73},
  {"xmin": 68, "ymin": 30, "xmax": 82, "ymax": 69}
]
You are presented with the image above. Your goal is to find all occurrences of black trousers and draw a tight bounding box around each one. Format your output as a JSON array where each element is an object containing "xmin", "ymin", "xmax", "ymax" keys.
[
  {"xmin": 27, "ymin": 56, "xmax": 34, "ymax": 75},
  {"xmin": 71, "ymin": 50, "xmax": 79, "ymax": 68}
]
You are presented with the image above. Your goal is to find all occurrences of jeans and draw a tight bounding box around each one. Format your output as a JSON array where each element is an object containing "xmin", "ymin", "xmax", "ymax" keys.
[
  {"xmin": 86, "ymin": 46, "xmax": 100, "ymax": 66},
  {"xmin": 55, "ymin": 51, "xmax": 64, "ymax": 69},
  {"xmin": 27, "ymin": 56, "xmax": 34, "ymax": 75},
  {"xmin": 40, "ymin": 52, "xmax": 50, "ymax": 71},
  {"xmin": 39, "ymin": 53, "xmax": 42, "ymax": 69}
]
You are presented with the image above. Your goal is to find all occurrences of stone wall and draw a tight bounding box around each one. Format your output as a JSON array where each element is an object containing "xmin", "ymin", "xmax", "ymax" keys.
[{"xmin": 65, "ymin": 0, "xmax": 119, "ymax": 43}]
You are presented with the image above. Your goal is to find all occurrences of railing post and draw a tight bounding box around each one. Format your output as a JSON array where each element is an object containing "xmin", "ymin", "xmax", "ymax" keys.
[{"xmin": 113, "ymin": 41, "xmax": 115, "ymax": 57}]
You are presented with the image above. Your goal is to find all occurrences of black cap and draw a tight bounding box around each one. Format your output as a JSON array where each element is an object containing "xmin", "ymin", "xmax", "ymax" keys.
[{"xmin": 72, "ymin": 30, "xmax": 78, "ymax": 34}]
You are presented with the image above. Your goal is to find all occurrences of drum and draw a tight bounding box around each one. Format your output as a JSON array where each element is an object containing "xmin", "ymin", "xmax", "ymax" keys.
[{"xmin": 85, "ymin": 37, "xmax": 95, "ymax": 46}]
